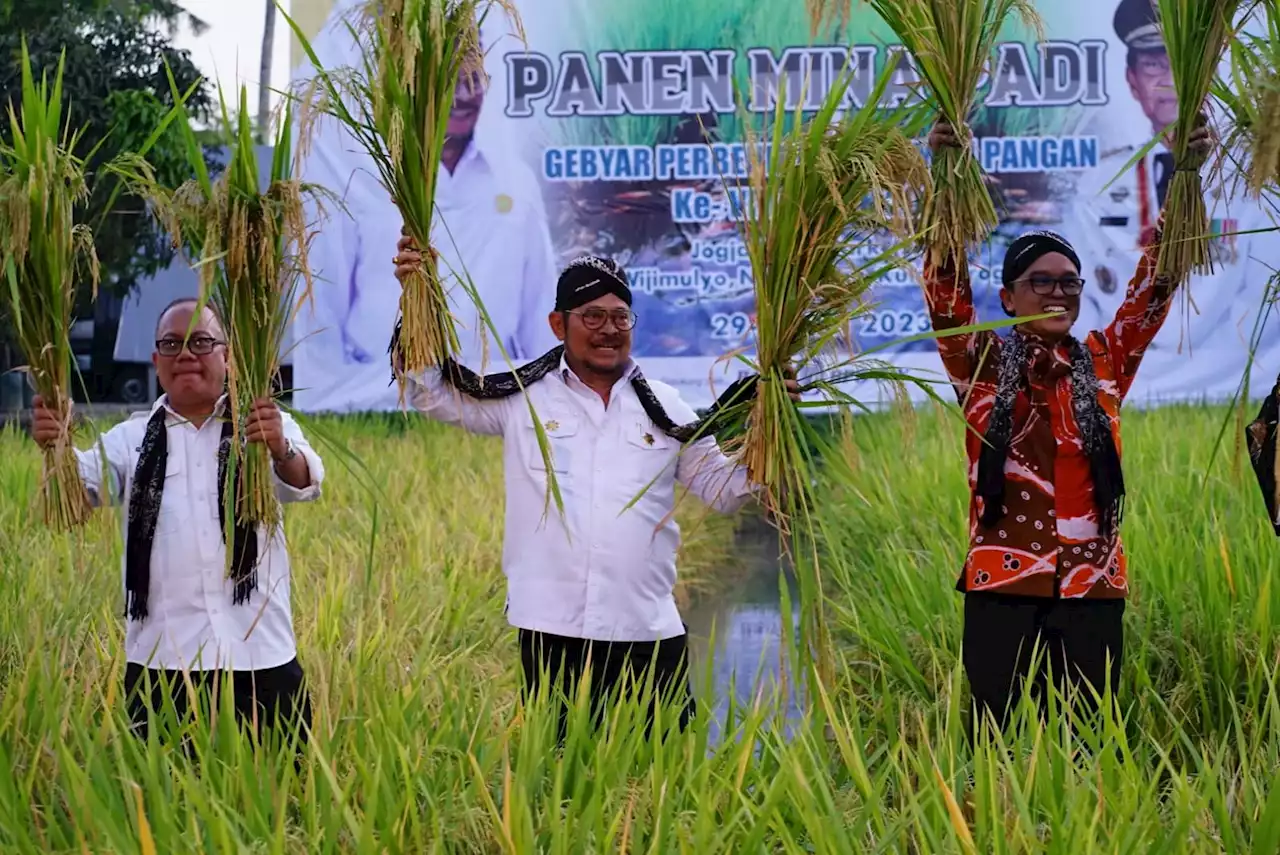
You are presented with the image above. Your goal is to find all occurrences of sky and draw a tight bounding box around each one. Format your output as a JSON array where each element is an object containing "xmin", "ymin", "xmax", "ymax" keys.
[{"xmin": 171, "ymin": 0, "xmax": 296, "ymax": 127}]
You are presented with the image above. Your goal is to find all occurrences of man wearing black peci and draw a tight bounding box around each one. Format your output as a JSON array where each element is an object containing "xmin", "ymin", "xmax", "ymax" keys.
[{"xmin": 391, "ymin": 237, "xmax": 798, "ymax": 742}]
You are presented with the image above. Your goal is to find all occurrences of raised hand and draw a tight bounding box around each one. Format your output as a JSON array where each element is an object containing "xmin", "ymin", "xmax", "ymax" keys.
[
  {"xmin": 928, "ymin": 118, "xmax": 962, "ymax": 155},
  {"xmin": 754, "ymin": 366, "xmax": 803, "ymax": 403},
  {"xmin": 783, "ymin": 364, "xmax": 801, "ymax": 403},
  {"xmin": 393, "ymin": 226, "xmax": 423, "ymax": 287},
  {"xmin": 1182, "ymin": 111, "xmax": 1215, "ymax": 169}
]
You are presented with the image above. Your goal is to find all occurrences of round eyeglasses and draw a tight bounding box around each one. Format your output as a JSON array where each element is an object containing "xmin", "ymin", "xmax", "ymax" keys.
[{"xmin": 565, "ymin": 308, "xmax": 638, "ymax": 331}]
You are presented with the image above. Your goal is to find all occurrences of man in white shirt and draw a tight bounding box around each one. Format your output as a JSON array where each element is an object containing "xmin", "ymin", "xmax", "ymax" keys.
[
  {"xmin": 392, "ymin": 238, "xmax": 797, "ymax": 738},
  {"xmin": 30, "ymin": 299, "xmax": 325, "ymax": 747},
  {"xmin": 292, "ymin": 0, "xmax": 559, "ymax": 412}
]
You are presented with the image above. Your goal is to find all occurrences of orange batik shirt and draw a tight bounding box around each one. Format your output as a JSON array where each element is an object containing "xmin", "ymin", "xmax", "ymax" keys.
[{"xmin": 924, "ymin": 235, "xmax": 1176, "ymax": 600}]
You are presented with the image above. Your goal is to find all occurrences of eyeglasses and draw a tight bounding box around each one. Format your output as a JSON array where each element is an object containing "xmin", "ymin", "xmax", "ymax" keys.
[
  {"xmin": 565, "ymin": 308, "xmax": 638, "ymax": 331},
  {"xmin": 1135, "ymin": 54, "xmax": 1172, "ymax": 79},
  {"xmin": 1017, "ymin": 275, "xmax": 1085, "ymax": 297},
  {"xmin": 155, "ymin": 335, "xmax": 225, "ymax": 357}
]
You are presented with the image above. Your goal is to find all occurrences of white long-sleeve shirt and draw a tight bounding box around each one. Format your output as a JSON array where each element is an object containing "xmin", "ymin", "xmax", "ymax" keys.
[
  {"xmin": 407, "ymin": 359, "xmax": 756, "ymax": 642},
  {"xmin": 75, "ymin": 396, "xmax": 325, "ymax": 671}
]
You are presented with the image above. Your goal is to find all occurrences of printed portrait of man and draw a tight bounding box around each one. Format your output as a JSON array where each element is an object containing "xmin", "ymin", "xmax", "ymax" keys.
[
  {"xmin": 1064, "ymin": 0, "xmax": 1280, "ymax": 402},
  {"xmin": 289, "ymin": 0, "xmax": 559, "ymax": 412}
]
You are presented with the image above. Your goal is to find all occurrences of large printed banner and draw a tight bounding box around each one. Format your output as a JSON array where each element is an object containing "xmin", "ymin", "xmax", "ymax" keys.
[{"xmin": 290, "ymin": 0, "xmax": 1280, "ymax": 413}]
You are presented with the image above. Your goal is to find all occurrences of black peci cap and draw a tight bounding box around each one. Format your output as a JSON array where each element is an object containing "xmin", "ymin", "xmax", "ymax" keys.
[
  {"xmin": 554, "ymin": 256, "xmax": 633, "ymax": 312},
  {"xmin": 1113, "ymin": 0, "xmax": 1165, "ymax": 52}
]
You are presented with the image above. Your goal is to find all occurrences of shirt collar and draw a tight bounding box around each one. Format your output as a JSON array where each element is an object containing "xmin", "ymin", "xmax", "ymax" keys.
[
  {"xmin": 447, "ymin": 132, "xmax": 492, "ymax": 174},
  {"xmin": 151, "ymin": 393, "xmax": 230, "ymax": 424},
  {"xmin": 558, "ymin": 355, "xmax": 640, "ymax": 389}
]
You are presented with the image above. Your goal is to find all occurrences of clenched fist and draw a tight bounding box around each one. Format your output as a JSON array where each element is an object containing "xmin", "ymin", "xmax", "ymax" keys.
[
  {"xmin": 245, "ymin": 398, "xmax": 288, "ymax": 461},
  {"xmin": 29, "ymin": 395, "xmax": 71, "ymax": 450}
]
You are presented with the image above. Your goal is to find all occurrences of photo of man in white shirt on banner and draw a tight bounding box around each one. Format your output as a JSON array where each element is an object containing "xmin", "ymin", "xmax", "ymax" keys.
[{"xmin": 289, "ymin": 0, "xmax": 559, "ymax": 413}]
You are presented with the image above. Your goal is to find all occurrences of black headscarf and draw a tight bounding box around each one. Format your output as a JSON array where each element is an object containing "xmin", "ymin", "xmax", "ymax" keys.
[
  {"xmin": 1002, "ymin": 230, "xmax": 1082, "ymax": 289},
  {"xmin": 554, "ymin": 255, "xmax": 633, "ymax": 311}
]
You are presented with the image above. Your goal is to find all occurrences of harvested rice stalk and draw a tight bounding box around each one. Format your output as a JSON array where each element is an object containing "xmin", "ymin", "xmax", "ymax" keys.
[
  {"xmin": 1153, "ymin": 0, "xmax": 1242, "ymax": 282},
  {"xmin": 1213, "ymin": 3, "xmax": 1280, "ymax": 201},
  {"xmin": 812, "ymin": 0, "xmax": 1041, "ymax": 266},
  {"xmin": 700, "ymin": 65, "xmax": 931, "ymax": 688},
  {"xmin": 110, "ymin": 85, "xmax": 329, "ymax": 539},
  {"xmin": 283, "ymin": 0, "xmax": 567, "ymax": 523},
  {"xmin": 0, "ymin": 44, "xmax": 97, "ymax": 530},
  {"xmin": 283, "ymin": 0, "xmax": 519, "ymax": 397}
]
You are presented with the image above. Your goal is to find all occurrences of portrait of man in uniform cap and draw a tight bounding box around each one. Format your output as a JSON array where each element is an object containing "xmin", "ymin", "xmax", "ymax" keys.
[
  {"xmin": 287, "ymin": 0, "xmax": 560, "ymax": 414},
  {"xmin": 1115, "ymin": 0, "xmax": 1175, "ymax": 138},
  {"xmin": 1114, "ymin": 0, "xmax": 1177, "ymax": 208},
  {"xmin": 1056, "ymin": 0, "xmax": 1280, "ymax": 405}
]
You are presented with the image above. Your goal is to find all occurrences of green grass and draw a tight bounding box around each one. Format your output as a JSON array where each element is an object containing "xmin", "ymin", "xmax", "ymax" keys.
[{"xmin": 3, "ymin": 403, "xmax": 1280, "ymax": 851}]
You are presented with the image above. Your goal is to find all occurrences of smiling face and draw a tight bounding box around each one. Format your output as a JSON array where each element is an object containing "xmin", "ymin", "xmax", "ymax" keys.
[
  {"xmin": 152, "ymin": 302, "xmax": 227, "ymax": 412},
  {"xmin": 549, "ymin": 293, "xmax": 634, "ymax": 383},
  {"xmin": 1000, "ymin": 252, "xmax": 1082, "ymax": 340}
]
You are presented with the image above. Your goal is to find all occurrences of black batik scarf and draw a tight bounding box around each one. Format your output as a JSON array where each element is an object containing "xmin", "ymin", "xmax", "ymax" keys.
[
  {"xmin": 389, "ymin": 321, "xmax": 758, "ymax": 441},
  {"xmin": 125, "ymin": 408, "xmax": 260, "ymax": 621},
  {"xmin": 975, "ymin": 330, "xmax": 1126, "ymax": 538},
  {"xmin": 1246, "ymin": 372, "xmax": 1280, "ymax": 536}
]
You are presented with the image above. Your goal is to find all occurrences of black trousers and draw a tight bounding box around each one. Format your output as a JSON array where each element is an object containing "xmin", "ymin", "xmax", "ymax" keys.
[
  {"xmin": 519, "ymin": 629, "xmax": 696, "ymax": 741},
  {"xmin": 962, "ymin": 593, "xmax": 1124, "ymax": 738},
  {"xmin": 123, "ymin": 657, "xmax": 312, "ymax": 750}
]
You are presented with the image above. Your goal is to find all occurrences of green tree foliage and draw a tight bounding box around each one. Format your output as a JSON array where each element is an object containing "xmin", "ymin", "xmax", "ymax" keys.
[{"xmin": 0, "ymin": 0, "xmax": 214, "ymax": 299}]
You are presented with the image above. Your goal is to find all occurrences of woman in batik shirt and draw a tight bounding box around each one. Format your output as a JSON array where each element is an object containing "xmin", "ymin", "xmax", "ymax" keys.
[{"xmin": 924, "ymin": 114, "xmax": 1214, "ymax": 735}]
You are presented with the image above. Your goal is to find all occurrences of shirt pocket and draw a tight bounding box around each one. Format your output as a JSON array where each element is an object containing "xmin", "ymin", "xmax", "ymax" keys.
[
  {"xmin": 153, "ymin": 455, "xmax": 187, "ymax": 537},
  {"xmin": 622, "ymin": 422, "xmax": 678, "ymax": 491},
  {"xmin": 525, "ymin": 415, "xmax": 579, "ymax": 475}
]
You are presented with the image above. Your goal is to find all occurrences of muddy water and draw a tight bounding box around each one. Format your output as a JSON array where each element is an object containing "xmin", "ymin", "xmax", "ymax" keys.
[{"xmin": 682, "ymin": 517, "xmax": 804, "ymax": 743}]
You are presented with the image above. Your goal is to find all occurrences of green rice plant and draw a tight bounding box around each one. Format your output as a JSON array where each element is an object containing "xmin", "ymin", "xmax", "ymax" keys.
[
  {"xmin": 283, "ymin": 0, "xmax": 568, "ymax": 522},
  {"xmin": 0, "ymin": 43, "xmax": 97, "ymax": 531},
  {"xmin": 107, "ymin": 82, "xmax": 329, "ymax": 537},
  {"xmin": 631, "ymin": 58, "xmax": 1032, "ymax": 702},
  {"xmin": 814, "ymin": 0, "xmax": 1041, "ymax": 266},
  {"xmin": 1152, "ymin": 0, "xmax": 1243, "ymax": 282},
  {"xmin": 6, "ymin": 406, "xmax": 1280, "ymax": 850},
  {"xmin": 282, "ymin": 0, "xmax": 512, "ymax": 385},
  {"xmin": 683, "ymin": 63, "xmax": 938, "ymax": 695}
]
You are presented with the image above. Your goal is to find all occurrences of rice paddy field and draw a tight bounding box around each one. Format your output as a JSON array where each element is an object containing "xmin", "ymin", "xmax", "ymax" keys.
[{"xmin": 2, "ymin": 401, "xmax": 1280, "ymax": 853}]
